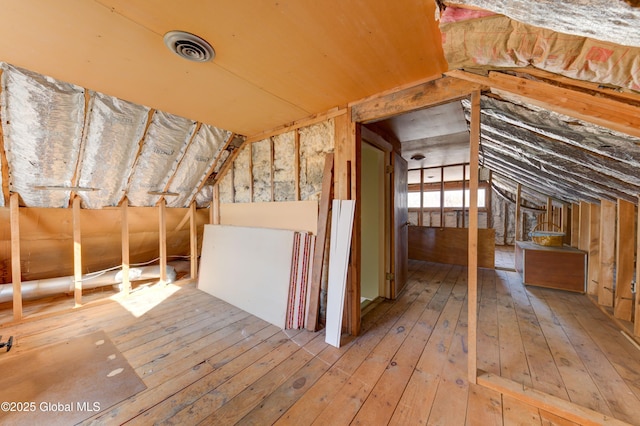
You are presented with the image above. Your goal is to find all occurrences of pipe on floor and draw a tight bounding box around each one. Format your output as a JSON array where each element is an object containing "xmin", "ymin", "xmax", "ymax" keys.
[{"xmin": 0, "ymin": 265, "xmax": 176, "ymax": 304}]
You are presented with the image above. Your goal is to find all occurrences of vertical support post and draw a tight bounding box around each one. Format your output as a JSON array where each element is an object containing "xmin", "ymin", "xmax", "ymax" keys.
[
  {"xmin": 486, "ymin": 170, "xmax": 493, "ymax": 229},
  {"xmin": 294, "ymin": 129, "xmax": 301, "ymax": 201},
  {"xmin": 159, "ymin": 197, "xmax": 167, "ymax": 285},
  {"xmin": 599, "ymin": 199, "xmax": 616, "ymax": 307},
  {"xmin": 578, "ymin": 201, "xmax": 590, "ymax": 252},
  {"xmin": 614, "ymin": 199, "xmax": 635, "ymax": 321},
  {"xmin": 468, "ymin": 90, "xmax": 480, "ymax": 384},
  {"xmin": 270, "ymin": 136, "xmax": 275, "ymax": 202},
  {"xmin": 419, "ymin": 168, "xmax": 424, "ymax": 227},
  {"xmin": 546, "ymin": 197, "xmax": 553, "ymax": 230},
  {"xmin": 73, "ymin": 195, "xmax": 83, "ymax": 306},
  {"xmin": 562, "ymin": 204, "xmax": 570, "ymax": 245},
  {"xmin": 190, "ymin": 201, "xmax": 198, "ymax": 279},
  {"xmin": 462, "ymin": 164, "xmax": 466, "ymax": 228},
  {"xmin": 211, "ymin": 185, "xmax": 220, "ymax": 225},
  {"xmin": 570, "ymin": 203, "xmax": 580, "ymax": 247},
  {"xmin": 121, "ymin": 199, "xmax": 130, "ymax": 295},
  {"xmin": 515, "ymin": 183, "xmax": 522, "ymax": 241},
  {"xmin": 440, "ymin": 167, "xmax": 445, "ymax": 227},
  {"xmin": 10, "ymin": 193, "xmax": 22, "ymax": 321},
  {"xmin": 248, "ymin": 143, "xmax": 254, "ymax": 203},
  {"xmin": 635, "ymin": 195, "xmax": 640, "ymax": 337},
  {"xmin": 587, "ymin": 203, "xmax": 600, "ymax": 296}
]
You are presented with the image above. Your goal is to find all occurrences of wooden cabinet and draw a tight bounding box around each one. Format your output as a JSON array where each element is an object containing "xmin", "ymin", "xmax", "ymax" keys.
[{"xmin": 515, "ymin": 241, "xmax": 587, "ymax": 293}]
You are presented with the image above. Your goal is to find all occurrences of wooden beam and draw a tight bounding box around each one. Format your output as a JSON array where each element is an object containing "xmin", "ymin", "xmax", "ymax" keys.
[
  {"xmin": 159, "ymin": 197, "xmax": 167, "ymax": 285},
  {"xmin": 478, "ymin": 372, "xmax": 631, "ymax": 426},
  {"xmin": 294, "ymin": 130, "xmax": 300, "ymax": 201},
  {"xmin": 587, "ymin": 203, "xmax": 601, "ymax": 297},
  {"xmin": 211, "ymin": 185, "xmax": 220, "ymax": 225},
  {"xmin": 306, "ymin": 153, "xmax": 334, "ymax": 332},
  {"xmin": 10, "ymin": 192, "xmax": 22, "ymax": 321},
  {"xmin": 614, "ymin": 199, "xmax": 635, "ymax": 321},
  {"xmin": 562, "ymin": 204, "xmax": 570, "ymax": 246},
  {"xmin": 69, "ymin": 90, "xmax": 92, "ymax": 199},
  {"xmin": 189, "ymin": 131, "xmax": 237, "ymax": 206},
  {"xmin": 121, "ymin": 198, "xmax": 130, "ymax": 296},
  {"xmin": 248, "ymin": 142, "xmax": 254, "ymax": 203},
  {"xmin": 578, "ymin": 201, "xmax": 590, "ymax": 252},
  {"xmin": 636, "ymin": 195, "xmax": 640, "ymax": 337},
  {"xmin": 571, "ymin": 203, "xmax": 580, "ymax": 248},
  {"xmin": 515, "ymin": 183, "xmax": 522, "ymax": 241},
  {"xmin": 447, "ymin": 69, "xmax": 640, "ymax": 139},
  {"xmin": 351, "ymin": 76, "xmax": 482, "ymax": 123},
  {"xmin": 0, "ymin": 69, "xmax": 11, "ymax": 206},
  {"xmin": 244, "ymin": 107, "xmax": 346, "ymax": 144},
  {"xmin": 120, "ymin": 109, "xmax": 155, "ymax": 205},
  {"xmin": 468, "ymin": 90, "xmax": 480, "ymax": 384},
  {"xmin": 73, "ymin": 195, "xmax": 83, "ymax": 306},
  {"xmin": 162, "ymin": 122, "xmax": 201, "ymax": 195},
  {"xmin": 546, "ymin": 197, "xmax": 553, "ymax": 231},
  {"xmin": 189, "ymin": 202, "xmax": 198, "ymax": 279},
  {"xmin": 599, "ymin": 199, "xmax": 616, "ymax": 307},
  {"xmin": 440, "ymin": 167, "xmax": 445, "ymax": 227},
  {"xmin": 419, "ymin": 168, "xmax": 424, "ymax": 227},
  {"xmin": 270, "ymin": 136, "xmax": 275, "ymax": 202}
]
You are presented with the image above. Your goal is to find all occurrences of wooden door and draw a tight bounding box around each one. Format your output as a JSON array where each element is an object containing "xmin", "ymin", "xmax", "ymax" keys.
[{"xmin": 392, "ymin": 152, "xmax": 408, "ymax": 297}]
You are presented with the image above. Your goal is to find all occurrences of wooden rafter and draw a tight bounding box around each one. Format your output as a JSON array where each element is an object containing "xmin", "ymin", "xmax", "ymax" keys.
[
  {"xmin": 119, "ymin": 108, "xmax": 156, "ymax": 206},
  {"xmin": 447, "ymin": 69, "xmax": 640, "ymax": 139},
  {"xmin": 0, "ymin": 69, "xmax": 10, "ymax": 206},
  {"xmin": 69, "ymin": 89, "xmax": 92, "ymax": 207},
  {"xmin": 187, "ymin": 132, "xmax": 237, "ymax": 207},
  {"xmin": 161, "ymin": 122, "xmax": 202, "ymax": 199}
]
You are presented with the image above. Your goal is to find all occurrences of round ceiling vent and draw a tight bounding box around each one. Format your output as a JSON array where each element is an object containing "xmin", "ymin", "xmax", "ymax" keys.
[{"xmin": 164, "ymin": 31, "xmax": 215, "ymax": 62}]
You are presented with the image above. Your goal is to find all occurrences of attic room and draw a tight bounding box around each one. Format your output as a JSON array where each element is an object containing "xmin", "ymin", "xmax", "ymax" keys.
[{"xmin": 1, "ymin": 0, "xmax": 640, "ymax": 424}]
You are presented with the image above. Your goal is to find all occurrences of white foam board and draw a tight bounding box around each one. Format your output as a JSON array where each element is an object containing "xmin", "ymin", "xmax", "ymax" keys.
[{"xmin": 198, "ymin": 224, "xmax": 295, "ymax": 329}]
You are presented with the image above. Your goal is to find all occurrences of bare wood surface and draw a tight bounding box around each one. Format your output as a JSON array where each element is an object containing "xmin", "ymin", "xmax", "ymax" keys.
[
  {"xmin": 158, "ymin": 197, "xmax": 167, "ymax": 285},
  {"xmin": 305, "ymin": 153, "xmax": 334, "ymax": 332},
  {"xmin": 570, "ymin": 203, "xmax": 579, "ymax": 248},
  {"xmin": 614, "ymin": 199, "xmax": 635, "ymax": 321},
  {"xmin": 578, "ymin": 201, "xmax": 590, "ymax": 252},
  {"xmin": 0, "ymin": 259, "xmax": 638, "ymax": 425},
  {"xmin": 587, "ymin": 203, "xmax": 600, "ymax": 296},
  {"xmin": 120, "ymin": 199, "xmax": 130, "ymax": 295},
  {"xmin": 10, "ymin": 192, "xmax": 22, "ymax": 321},
  {"xmin": 73, "ymin": 196, "xmax": 83, "ymax": 306},
  {"xmin": 599, "ymin": 199, "xmax": 616, "ymax": 307},
  {"xmin": 189, "ymin": 202, "xmax": 197, "ymax": 279},
  {"xmin": 515, "ymin": 183, "xmax": 522, "ymax": 241},
  {"xmin": 409, "ymin": 226, "xmax": 495, "ymax": 268}
]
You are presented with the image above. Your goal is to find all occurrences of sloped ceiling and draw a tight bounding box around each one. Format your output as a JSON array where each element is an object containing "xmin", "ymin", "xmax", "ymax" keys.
[{"xmin": 0, "ymin": 0, "xmax": 446, "ymax": 137}]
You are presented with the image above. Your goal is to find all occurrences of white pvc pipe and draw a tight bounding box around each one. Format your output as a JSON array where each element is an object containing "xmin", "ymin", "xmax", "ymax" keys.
[{"xmin": 0, "ymin": 265, "xmax": 176, "ymax": 304}]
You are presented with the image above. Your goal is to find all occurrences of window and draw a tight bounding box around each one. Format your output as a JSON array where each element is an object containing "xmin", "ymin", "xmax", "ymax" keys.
[{"xmin": 409, "ymin": 188, "xmax": 486, "ymax": 209}]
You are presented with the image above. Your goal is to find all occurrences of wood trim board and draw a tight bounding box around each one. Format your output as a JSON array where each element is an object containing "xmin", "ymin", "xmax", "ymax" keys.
[{"xmin": 325, "ymin": 200, "xmax": 356, "ymax": 348}]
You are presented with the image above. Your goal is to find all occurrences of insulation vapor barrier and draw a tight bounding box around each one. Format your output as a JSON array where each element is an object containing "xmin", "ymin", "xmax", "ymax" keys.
[
  {"xmin": 252, "ymin": 139, "xmax": 271, "ymax": 202},
  {"xmin": 440, "ymin": 6, "xmax": 640, "ymax": 91},
  {"xmin": 0, "ymin": 265, "xmax": 176, "ymax": 304},
  {"xmin": 167, "ymin": 124, "xmax": 230, "ymax": 208},
  {"xmin": 127, "ymin": 110, "xmax": 196, "ymax": 206},
  {"xmin": 299, "ymin": 120, "xmax": 334, "ymax": 201},
  {"xmin": 78, "ymin": 92, "xmax": 150, "ymax": 208},
  {"xmin": 1, "ymin": 63, "xmax": 85, "ymax": 208}
]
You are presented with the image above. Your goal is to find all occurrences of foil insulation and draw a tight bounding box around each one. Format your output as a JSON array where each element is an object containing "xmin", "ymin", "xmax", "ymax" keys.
[
  {"xmin": 126, "ymin": 110, "xmax": 196, "ymax": 206},
  {"xmin": 166, "ymin": 124, "xmax": 230, "ymax": 208},
  {"xmin": 78, "ymin": 92, "xmax": 150, "ymax": 208},
  {"xmin": 1, "ymin": 63, "xmax": 85, "ymax": 207}
]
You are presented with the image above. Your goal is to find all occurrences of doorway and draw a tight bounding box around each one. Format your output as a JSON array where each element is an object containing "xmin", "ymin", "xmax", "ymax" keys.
[{"xmin": 360, "ymin": 141, "xmax": 386, "ymax": 309}]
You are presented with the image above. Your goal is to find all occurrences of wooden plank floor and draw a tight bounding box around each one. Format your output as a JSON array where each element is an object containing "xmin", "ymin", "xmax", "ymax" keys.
[{"xmin": 0, "ymin": 259, "xmax": 638, "ymax": 425}]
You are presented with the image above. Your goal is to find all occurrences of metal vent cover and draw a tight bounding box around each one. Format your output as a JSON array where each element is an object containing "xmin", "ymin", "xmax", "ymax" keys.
[{"xmin": 164, "ymin": 31, "xmax": 215, "ymax": 62}]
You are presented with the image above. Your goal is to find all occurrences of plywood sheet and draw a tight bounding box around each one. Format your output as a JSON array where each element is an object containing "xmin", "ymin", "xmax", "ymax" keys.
[
  {"xmin": 0, "ymin": 330, "xmax": 145, "ymax": 425},
  {"xmin": 220, "ymin": 201, "xmax": 318, "ymax": 234},
  {"xmin": 198, "ymin": 224, "xmax": 295, "ymax": 328}
]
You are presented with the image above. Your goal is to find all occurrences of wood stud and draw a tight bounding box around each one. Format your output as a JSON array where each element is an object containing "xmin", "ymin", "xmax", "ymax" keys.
[
  {"xmin": 10, "ymin": 192, "xmax": 22, "ymax": 321},
  {"xmin": 468, "ymin": 90, "xmax": 480, "ymax": 384},
  {"xmin": 599, "ymin": 199, "xmax": 616, "ymax": 307},
  {"xmin": 614, "ymin": 199, "xmax": 635, "ymax": 321},
  {"xmin": 73, "ymin": 195, "xmax": 82, "ymax": 306}
]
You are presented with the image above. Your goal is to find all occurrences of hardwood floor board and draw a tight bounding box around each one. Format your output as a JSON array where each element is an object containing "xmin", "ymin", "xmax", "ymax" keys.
[
  {"xmin": 502, "ymin": 394, "xmax": 543, "ymax": 425},
  {"xmin": 427, "ymin": 270, "xmax": 470, "ymax": 425},
  {"xmin": 465, "ymin": 383, "xmax": 503, "ymax": 426},
  {"xmin": 317, "ymin": 267, "xmax": 446, "ymax": 425},
  {"xmin": 126, "ymin": 329, "xmax": 302, "ymax": 425},
  {"xmin": 540, "ymin": 291, "xmax": 640, "ymax": 424},
  {"xmin": 504, "ymin": 271, "xmax": 569, "ymax": 399},
  {"xmin": 389, "ymin": 266, "xmax": 466, "ymax": 424},
  {"xmin": 276, "ymin": 263, "xmax": 454, "ymax": 425},
  {"xmin": 526, "ymin": 287, "xmax": 613, "ymax": 415},
  {"xmin": 477, "ymin": 267, "xmax": 501, "ymax": 375},
  {"xmin": 495, "ymin": 270, "xmax": 533, "ymax": 387}
]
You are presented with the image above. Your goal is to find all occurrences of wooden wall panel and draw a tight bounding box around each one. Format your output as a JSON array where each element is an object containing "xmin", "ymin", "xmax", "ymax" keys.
[
  {"xmin": 587, "ymin": 203, "xmax": 600, "ymax": 296},
  {"xmin": 578, "ymin": 201, "xmax": 590, "ymax": 252},
  {"xmin": 408, "ymin": 226, "xmax": 495, "ymax": 269},
  {"xmin": 614, "ymin": 199, "xmax": 635, "ymax": 321},
  {"xmin": 598, "ymin": 199, "xmax": 616, "ymax": 307}
]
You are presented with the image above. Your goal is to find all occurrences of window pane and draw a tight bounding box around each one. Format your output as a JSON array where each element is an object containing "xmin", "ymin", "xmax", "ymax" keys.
[
  {"xmin": 408, "ymin": 192, "xmax": 421, "ymax": 208},
  {"xmin": 423, "ymin": 191, "xmax": 440, "ymax": 208},
  {"xmin": 444, "ymin": 189, "xmax": 463, "ymax": 207},
  {"xmin": 407, "ymin": 170, "xmax": 421, "ymax": 184}
]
